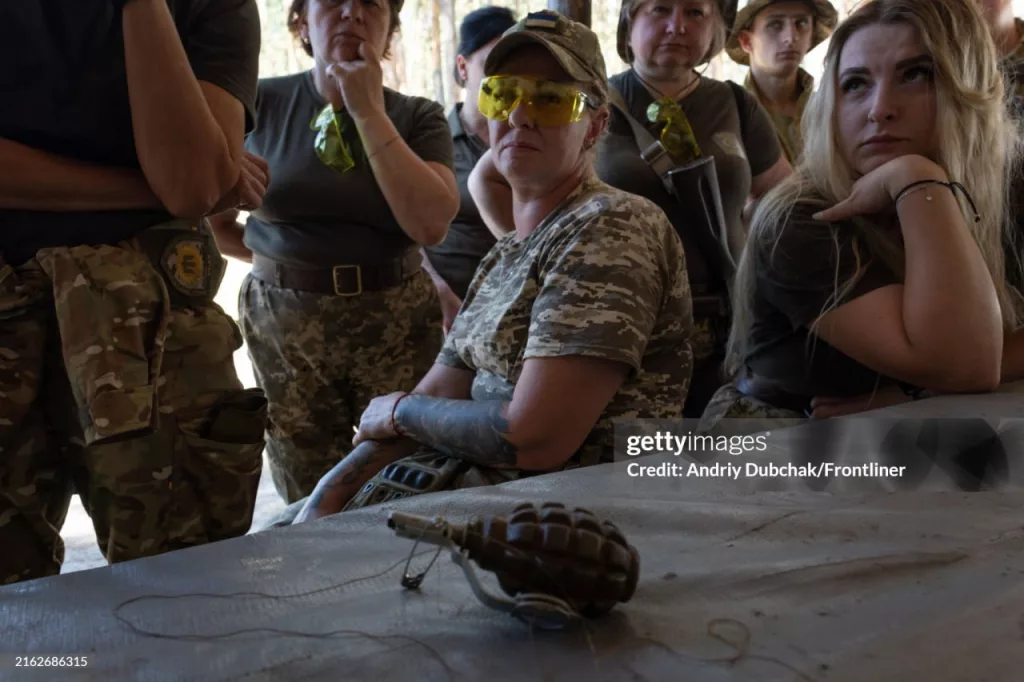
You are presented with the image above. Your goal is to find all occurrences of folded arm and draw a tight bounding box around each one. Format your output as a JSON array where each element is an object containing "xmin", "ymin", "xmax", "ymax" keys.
[
  {"xmin": 208, "ymin": 209, "xmax": 252, "ymax": 262},
  {"xmin": 122, "ymin": 0, "xmax": 247, "ymax": 218},
  {"xmin": 468, "ymin": 148, "xmax": 514, "ymax": 239},
  {"xmin": 814, "ymin": 161, "xmax": 1003, "ymax": 393},
  {"xmin": 393, "ymin": 356, "xmax": 629, "ymax": 471},
  {"xmin": 0, "ymin": 138, "xmax": 161, "ymax": 211}
]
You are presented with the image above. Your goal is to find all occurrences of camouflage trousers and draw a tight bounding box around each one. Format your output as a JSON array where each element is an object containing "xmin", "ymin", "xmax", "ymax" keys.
[
  {"xmin": 239, "ymin": 269, "xmax": 443, "ymax": 504},
  {"xmin": 697, "ymin": 382, "xmax": 806, "ymax": 435},
  {"xmin": 0, "ymin": 232, "xmax": 267, "ymax": 585}
]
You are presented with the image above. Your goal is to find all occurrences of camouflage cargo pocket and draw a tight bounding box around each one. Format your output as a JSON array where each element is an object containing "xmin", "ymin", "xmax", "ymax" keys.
[
  {"xmin": 176, "ymin": 388, "xmax": 267, "ymax": 541},
  {"xmin": 159, "ymin": 303, "xmax": 245, "ymax": 412},
  {"xmin": 34, "ymin": 245, "xmax": 169, "ymax": 446}
]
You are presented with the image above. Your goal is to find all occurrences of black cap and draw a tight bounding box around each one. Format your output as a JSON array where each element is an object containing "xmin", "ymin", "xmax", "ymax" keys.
[{"xmin": 458, "ymin": 6, "xmax": 518, "ymax": 59}]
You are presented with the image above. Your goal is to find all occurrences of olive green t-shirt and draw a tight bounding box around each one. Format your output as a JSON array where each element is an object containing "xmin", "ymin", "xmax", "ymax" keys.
[
  {"xmin": 744, "ymin": 200, "xmax": 903, "ymax": 404},
  {"xmin": 437, "ymin": 176, "xmax": 694, "ymax": 467},
  {"xmin": 242, "ymin": 71, "xmax": 454, "ymax": 267},
  {"xmin": 595, "ymin": 69, "xmax": 783, "ymax": 292}
]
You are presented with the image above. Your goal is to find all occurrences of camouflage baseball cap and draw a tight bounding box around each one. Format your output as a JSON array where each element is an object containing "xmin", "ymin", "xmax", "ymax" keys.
[{"xmin": 483, "ymin": 10, "xmax": 609, "ymax": 105}]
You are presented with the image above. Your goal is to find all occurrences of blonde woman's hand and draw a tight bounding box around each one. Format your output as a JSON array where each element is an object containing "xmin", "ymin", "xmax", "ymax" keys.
[{"xmin": 812, "ymin": 154, "xmax": 947, "ymax": 223}]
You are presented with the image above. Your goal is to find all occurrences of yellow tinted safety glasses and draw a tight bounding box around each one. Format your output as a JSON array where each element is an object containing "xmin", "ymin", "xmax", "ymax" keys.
[
  {"xmin": 311, "ymin": 104, "xmax": 355, "ymax": 174},
  {"xmin": 647, "ymin": 97, "xmax": 702, "ymax": 164},
  {"xmin": 479, "ymin": 75, "xmax": 591, "ymax": 126}
]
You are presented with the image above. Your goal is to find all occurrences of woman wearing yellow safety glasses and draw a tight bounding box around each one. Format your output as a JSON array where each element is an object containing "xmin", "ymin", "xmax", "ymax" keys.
[
  {"xmin": 208, "ymin": 0, "xmax": 460, "ymax": 508},
  {"xmin": 289, "ymin": 11, "xmax": 696, "ymax": 521},
  {"xmin": 470, "ymin": 1, "xmax": 793, "ymax": 424}
]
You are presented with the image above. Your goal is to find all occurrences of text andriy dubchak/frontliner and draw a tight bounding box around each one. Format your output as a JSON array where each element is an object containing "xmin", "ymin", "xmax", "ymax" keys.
[{"xmin": 627, "ymin": 461, "xmax": 908, "ymax": 479}]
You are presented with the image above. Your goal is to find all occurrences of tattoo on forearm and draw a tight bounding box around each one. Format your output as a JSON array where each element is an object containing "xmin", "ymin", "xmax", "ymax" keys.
[
  {"xmin": 306, "ymin": 442, "xmax": 408, "ymax": 515},
  {"xmin": 395, "ymin": 395, "xmax": 517, "ymax": 466}
]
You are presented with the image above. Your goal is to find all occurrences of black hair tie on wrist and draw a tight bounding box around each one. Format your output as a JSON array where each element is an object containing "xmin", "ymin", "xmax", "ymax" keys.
[{"xmin": 894, "ymin": 179, "xmax": 981, "ymax": 223}]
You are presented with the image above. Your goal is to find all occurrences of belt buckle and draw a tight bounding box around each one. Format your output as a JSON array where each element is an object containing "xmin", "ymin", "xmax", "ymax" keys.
[{"xmin": 333, "ymin": 264, "xmax": 362, "ymax": 296}]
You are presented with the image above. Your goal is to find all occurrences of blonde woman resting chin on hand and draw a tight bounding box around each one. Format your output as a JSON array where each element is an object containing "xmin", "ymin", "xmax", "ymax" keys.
[{"xmin": 699, "ymin": 0, "xmax": 1024, "ymax": 430}]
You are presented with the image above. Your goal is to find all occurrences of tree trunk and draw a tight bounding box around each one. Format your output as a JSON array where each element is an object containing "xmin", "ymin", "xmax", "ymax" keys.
[
  {"xmin": 431, "ymin": 0, "xmax": 445, "ymax": 106},
  {"xmin": 443, "ymin": 0, "xmax": 458, "ymax": 107},
  {"xmin": 547, "ymin": 0, "xmax": 591, "ymax": 26}
]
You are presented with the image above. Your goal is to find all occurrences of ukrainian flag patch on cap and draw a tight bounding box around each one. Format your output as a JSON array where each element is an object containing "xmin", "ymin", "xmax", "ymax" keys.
[{"xmin": 525, "ymin": 10, "xmax": 560, "ymax": 29}]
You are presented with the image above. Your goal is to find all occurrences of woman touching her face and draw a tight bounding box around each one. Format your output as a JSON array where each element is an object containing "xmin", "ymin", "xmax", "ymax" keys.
[{"xmin": 700, "ymin": 0, "xmax": 1024, "ymax": 430}]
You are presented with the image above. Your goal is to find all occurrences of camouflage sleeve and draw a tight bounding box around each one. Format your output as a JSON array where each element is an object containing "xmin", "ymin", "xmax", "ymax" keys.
[
  {"xmin": 524, "ymin": 204, "xmax": 666, "ymax": 372},
  {"xmin": 435, "ymin": 331, "xmax": 470, "ymax": 370}
]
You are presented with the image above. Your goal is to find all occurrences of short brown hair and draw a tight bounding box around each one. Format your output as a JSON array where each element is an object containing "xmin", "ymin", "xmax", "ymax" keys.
[{"xmin": 287, "ymin": 0, "xmax": 403, "ymax": 60}]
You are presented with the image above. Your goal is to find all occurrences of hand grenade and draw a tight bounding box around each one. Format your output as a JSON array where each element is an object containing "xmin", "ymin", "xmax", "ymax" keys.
[{"xmin": 388, "ymin": 502, "xmax": 640, "ymax": 629}]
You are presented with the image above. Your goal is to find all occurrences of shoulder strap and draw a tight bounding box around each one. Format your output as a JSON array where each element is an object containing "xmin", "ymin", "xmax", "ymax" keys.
[
  {"xmin": 727, "ymin": 80, "xmax": 747, "ymax": 143},
  {"xmin": 607, "ymin": 86, "xmax": 676, "ymax": 189},
  {"xmin": 608, "ymin": 84, "xmax": 735, "ymax": 299},
  {"xmin": 607, "ymin": 87, "xmax": 657, "ymax": 148}
]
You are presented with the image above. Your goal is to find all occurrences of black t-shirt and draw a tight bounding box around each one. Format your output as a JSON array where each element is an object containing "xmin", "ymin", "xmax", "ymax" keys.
[
  {"xmin": 596, "ymin": 69, "xmax": 782, "ymax": 293},
  {"xmin": 0, "ymin": 0, "xmax": 261, "ymax": 265},
  {"xmin": 744, "ymin": 200, "xmax": 903, "ymax": 401},
  {"xmin": 423, "ymin": 104, "xmax": 495, "ymax": 299},
  {"xmin": 242, "ymin": 72, "xmax": 454, "ymax": 267}
]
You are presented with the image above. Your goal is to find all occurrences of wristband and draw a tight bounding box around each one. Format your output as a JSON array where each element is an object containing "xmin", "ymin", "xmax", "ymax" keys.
[
  {"xmin": 894, "ymin": 179, "xmax": 980, "ymax": 223},
  {"xmin": 390, "ymin": 392, "xmax": 412, "ymax": 436}
]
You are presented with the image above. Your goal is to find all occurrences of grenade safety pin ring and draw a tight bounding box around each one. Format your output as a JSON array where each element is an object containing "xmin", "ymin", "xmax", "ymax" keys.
[{"xmin": 387, "ymin": 502, "xmax": 641, "ymax": 631}]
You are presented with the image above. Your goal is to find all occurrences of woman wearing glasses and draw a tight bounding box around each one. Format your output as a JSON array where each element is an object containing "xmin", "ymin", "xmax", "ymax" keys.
[
  {"xmin": 472, "ymin": 0, "xmax": 792, "ymax": 420},
  {"xmin": 208, "ymin": 0, "xmax": 459, "ymax": 507},
  {"xmin": 289, "ymin": 11, "xmax": 695, "ymax": 521}
]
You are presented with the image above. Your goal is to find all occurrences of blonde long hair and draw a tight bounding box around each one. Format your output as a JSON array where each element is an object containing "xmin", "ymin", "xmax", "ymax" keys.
[{"xmin": 725, "ymin": 0, "xmax": 1024, "ymax": 377}]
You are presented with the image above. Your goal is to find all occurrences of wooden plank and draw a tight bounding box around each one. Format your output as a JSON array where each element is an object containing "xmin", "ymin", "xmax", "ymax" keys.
[{"xmin": 547, "ymin": 0, "xmax": 591, "ymax": 26}]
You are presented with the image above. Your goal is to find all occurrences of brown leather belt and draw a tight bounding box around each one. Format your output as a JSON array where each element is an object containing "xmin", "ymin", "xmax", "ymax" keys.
[{"xmin": 251, "ymin": 250, "xmax": 422, "ymax": 296}]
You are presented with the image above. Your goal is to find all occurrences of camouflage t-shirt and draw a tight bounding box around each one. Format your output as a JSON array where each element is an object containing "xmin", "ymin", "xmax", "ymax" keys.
[{"xmin": 437, "ymin": 176, "xmax": 694, "ymax": 467}]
